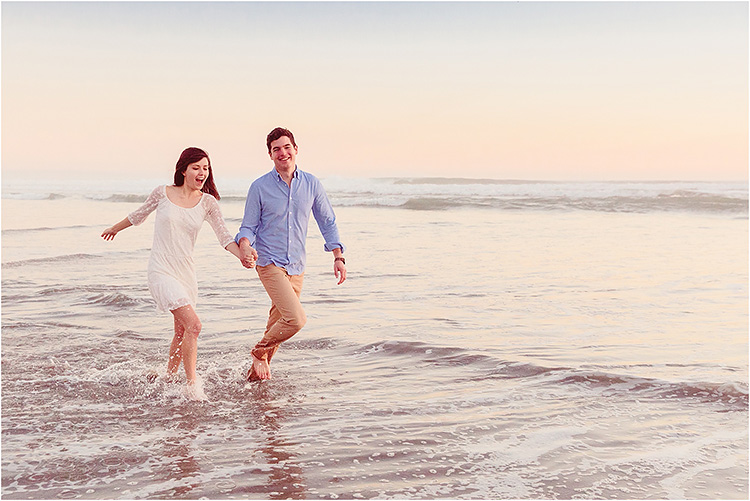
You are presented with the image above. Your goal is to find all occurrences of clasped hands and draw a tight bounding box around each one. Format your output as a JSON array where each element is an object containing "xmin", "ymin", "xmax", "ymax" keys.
[{"xmin": 239, "ymin": 245, "xmax": 258, "ymax": 269}]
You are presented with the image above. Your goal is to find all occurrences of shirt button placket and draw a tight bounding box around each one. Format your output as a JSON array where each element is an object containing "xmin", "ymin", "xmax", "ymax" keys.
[{"xmin": 287, "ymin": 191, "xmax": 292, "ymax": 262}]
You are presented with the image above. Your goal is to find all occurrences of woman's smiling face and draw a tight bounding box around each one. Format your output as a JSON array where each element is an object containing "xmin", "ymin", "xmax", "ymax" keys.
[{"xmin": 184, "ymin": 157, "xmax": 209, "ymax": 191}]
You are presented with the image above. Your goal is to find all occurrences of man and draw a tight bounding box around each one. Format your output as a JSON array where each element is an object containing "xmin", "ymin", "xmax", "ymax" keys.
[{"xmin": 236, "ymin": 127, "xmax": 346, "ymax": 381}]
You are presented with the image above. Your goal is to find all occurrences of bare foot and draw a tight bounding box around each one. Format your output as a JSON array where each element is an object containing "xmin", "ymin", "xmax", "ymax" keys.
[
  {"xmin": 247, "ymin": 354, "xmax": 271, "ymax": 381},
  {"xmin": 146, "ymin": 370, "xmax": 178, "ymax": 383}
]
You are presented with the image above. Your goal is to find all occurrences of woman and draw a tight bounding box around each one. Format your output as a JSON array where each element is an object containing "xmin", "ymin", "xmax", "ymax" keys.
[{"xmin": 102, "ymin": 147, "xmax": 253, "ymax": 400}]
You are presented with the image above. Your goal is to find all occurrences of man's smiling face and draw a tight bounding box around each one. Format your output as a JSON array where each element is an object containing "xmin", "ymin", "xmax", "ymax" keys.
[{"xmin": 269, "ymin": 135, "xmax": 298, "ymax": 172}]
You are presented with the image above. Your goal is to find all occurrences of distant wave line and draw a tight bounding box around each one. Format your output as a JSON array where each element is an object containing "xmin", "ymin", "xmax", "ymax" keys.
[
  {"xmin": 3, "ymin": 253, "xmax": 103, "ymax": 268},
  {"xmin": 329, "ymin": 194, "xmax": 749, "ymax": 214},
  {"xmin": 390, "ymin": 177, "xmax": 555, "ymax": 185},
  {"xmin": 387, "ymin": 177, "xmax": 747, "ymax": 186},
  {"xmin": 3, "ymin": 224, "xmax": 92, "ymax": 234}
]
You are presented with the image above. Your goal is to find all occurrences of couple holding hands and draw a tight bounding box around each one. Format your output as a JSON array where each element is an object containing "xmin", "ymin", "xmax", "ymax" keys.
[{"xmin": 102, "ymin": 127, "xmax": 346, "ymax": 400}]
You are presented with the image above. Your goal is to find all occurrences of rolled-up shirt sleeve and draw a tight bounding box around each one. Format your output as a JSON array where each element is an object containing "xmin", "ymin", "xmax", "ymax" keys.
[
  {"xmin": 235, "ymin": 183, "xmax": 261, "ymax": 247},
  {"xmin": 312, "ymin": 178, "xmax": 345, "ymax": 253}
]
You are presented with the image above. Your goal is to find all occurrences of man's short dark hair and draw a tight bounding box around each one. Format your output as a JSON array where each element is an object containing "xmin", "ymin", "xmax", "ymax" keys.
[{"xmin": 266, "ymin": 127, "xmax": 296, "ymax": 153}]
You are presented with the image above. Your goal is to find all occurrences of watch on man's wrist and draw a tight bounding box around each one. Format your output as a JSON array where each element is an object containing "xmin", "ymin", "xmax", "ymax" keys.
[{"xmin": 335, "ymin": 256, "xmax": 346, "ymax": 265}]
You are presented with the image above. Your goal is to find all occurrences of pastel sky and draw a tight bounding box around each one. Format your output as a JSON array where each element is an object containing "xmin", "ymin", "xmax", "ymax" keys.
[{"xmin": 2, "ymin": 1, "xmax": 748, "ymax": 181}]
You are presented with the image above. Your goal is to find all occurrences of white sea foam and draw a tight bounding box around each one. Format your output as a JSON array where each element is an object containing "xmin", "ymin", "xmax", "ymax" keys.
[{"xmin": 182, "ymin": 375, "xmax": 208, "ymax": 401}]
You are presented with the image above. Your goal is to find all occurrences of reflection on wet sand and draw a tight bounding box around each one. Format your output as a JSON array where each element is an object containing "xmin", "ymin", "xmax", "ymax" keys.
[
  {"xmin": 144, "ymin": 381, "xmax": 308, "ymax": 499},
  {"xmin": 237, "ymin": 382, "xmax": 307, "ymax": 499},
  {"xmin": 152, "ymin": 434, "xmax": 202, "ymax": 498}
]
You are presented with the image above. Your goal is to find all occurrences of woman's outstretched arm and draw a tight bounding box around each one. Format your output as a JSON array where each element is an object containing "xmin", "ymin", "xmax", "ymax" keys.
[{"xmin": 101, "ymin": 218, "xmax": 133, "ymax": 241}]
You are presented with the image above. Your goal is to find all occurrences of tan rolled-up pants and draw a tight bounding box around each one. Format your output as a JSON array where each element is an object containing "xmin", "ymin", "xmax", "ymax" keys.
[{"xmin": 251, "ymin": 264, "xmax": 306, "ymax": 362}]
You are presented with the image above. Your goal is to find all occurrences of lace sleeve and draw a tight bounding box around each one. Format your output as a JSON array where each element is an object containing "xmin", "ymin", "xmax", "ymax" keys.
[
  {"xmin": 204, "ymin": 195, "xmax": 235, "ymax": 248},
  {"xmin": 127, "ymin": 186, "xmax": 163, "ymax": 226}
]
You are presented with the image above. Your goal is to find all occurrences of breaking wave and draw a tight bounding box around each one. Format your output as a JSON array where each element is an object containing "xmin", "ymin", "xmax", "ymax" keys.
[
  {"xmin": 386, "ymin": 193, "xmax": 748, "ymax": 213},
  {"xmin": 321, "ymin": 179, "xmax": 748, "ymax": 214},
  {"xmin": 3, "ymin": 177, "xmax": 746, "ymax": 215},
  {"xmin": 348, "ymin": 339, "xmax": 748, "ymax": 410}
]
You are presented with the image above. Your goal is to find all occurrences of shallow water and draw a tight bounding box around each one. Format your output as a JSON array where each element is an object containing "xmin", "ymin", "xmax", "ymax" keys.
[{"xmin": 2, "ymin": 179, "xmax": 748, "ymax": 499}]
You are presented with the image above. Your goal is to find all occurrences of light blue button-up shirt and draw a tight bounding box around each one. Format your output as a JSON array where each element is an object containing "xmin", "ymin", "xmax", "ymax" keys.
[{"xmin": 235, "ymin": 168, "xmax": 345, "ymax": 275}]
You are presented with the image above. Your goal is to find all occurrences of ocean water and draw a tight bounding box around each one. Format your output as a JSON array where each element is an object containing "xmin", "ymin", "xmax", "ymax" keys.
[{"xmin": 1, "ymin": 177, "xmax": 748, "ymax": 499}]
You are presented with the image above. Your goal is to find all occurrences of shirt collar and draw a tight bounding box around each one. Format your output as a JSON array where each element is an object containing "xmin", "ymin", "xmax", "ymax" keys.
[{"xmin": 273, "ymin": 166, "xmax": 299, "ymax": 182}]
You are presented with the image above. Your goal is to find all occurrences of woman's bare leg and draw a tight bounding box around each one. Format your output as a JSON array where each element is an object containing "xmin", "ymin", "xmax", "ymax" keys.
[
  {"xmin": 167, "ymin": 317, "xmax": 185, "ymax": 378},
  {"xmin": 170, "ymin": 305, "xmax": 202, "ymax": 384}
]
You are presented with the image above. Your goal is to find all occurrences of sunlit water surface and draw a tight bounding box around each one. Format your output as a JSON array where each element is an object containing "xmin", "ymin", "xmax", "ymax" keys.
[{"xmin": 2, "ymin": 179, "xmax": 747, "ymax": 499}]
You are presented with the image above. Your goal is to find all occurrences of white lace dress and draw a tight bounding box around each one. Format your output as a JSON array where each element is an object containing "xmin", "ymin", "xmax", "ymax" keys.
[{"xmin": 128, "ymin": 185, "xmax": 235, "ymax": 312}]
